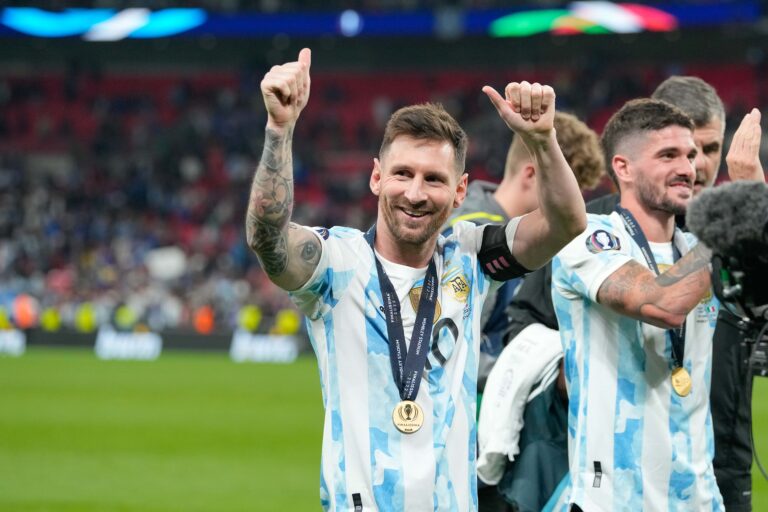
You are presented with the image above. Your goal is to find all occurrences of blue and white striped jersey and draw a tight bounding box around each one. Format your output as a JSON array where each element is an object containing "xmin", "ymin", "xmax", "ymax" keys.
[
  {"xmin": 290, "ymin": 220, "xmax": 521, "ymax": 511},
  {"xmin": 551, "ymin": 212, "xmax": 722, "ymax": 512}
]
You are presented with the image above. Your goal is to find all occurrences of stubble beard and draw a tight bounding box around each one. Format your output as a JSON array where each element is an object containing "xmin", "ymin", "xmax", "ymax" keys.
[
  {"xmin": 380, "ymin": 196, "xmax": 452, "ymax": 247},
  {"xmin": 636, "ymin": 175, "xmax": 688, "ymax": 217}
]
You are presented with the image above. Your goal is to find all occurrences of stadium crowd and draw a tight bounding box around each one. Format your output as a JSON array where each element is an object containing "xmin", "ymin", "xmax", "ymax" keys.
[{"xmin": 0, "ymin": 59, "xmax": 766, "ymax": 333}]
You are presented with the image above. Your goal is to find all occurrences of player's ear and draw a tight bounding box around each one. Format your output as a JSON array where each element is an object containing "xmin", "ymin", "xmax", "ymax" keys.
[
  {"xmin": 523, "ymin": 164, "xmax": 536, "ymax": 180},
  {"xmin": 370, "ymin": 158, "xmax": 382, "ymax": 196},
  {"xmin": 612, "ymin": 154, "xmax": 631, "ymax": 185},
  {"xmin": 453, "ymin": 172, "xmax": 468, "ymax": 208}
]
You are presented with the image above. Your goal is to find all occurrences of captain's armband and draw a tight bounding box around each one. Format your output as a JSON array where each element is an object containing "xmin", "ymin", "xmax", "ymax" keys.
[{"xmin": 478, "ymin": 224, "xmax": 529, "ymax": 281}]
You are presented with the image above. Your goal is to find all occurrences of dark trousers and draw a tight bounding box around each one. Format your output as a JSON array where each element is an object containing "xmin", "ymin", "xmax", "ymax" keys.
[{"xmin": 711, "ymin": 309, "xmax": 753, "ymax": 511}]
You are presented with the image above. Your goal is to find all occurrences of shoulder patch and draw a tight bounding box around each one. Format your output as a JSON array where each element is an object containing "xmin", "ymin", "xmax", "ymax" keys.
[
  {"xmin": 312, "ymin": 227, "xmax": 330, "ymax": 240},
  {"xmin": 585, "ymin": 229, "xmax": 621, "ymax": 253}
]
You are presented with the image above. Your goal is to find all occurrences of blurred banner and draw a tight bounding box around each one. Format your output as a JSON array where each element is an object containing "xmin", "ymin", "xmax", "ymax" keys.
[
  {"xmin": 229, "ymin": 330, "xmax": 300, "ymax": 364},
  {"xmin": 94, "ymin": 327, "xmax": 163, "ymax": 360},
  {"xmin": 0, "ymin": 2, "xmax": 760, "ymax": 40},
  {"xmin": 16, "ymin": 327, "xmax": 308, "ymax": 363}
]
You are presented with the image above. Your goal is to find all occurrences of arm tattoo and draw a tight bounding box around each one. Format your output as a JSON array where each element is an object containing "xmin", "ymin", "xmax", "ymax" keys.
[
  {"xmin": 598, "ymin": 244, "xmax": 713, "ymax": 325},
  {"xmin": 598, "ymin": 261, "xmax": 653, "ymax": 308},
  {"xmin": 299, "ymin": 238, "xmax": 321, "ymax": 265},
  {"xmin": 246, "ymin": 127, "xmax": 295, "ymax": 276},
  {"xmin": 252, "ymin": 223, "xmax": 288, "ymax": 277},
  {"xmin": 656, "ymin": 244, "xmax": 712, "ymax": 287}
]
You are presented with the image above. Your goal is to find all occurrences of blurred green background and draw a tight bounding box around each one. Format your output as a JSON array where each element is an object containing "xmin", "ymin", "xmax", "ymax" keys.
[{"xmin": 1, "ymin": 348, "xmax": 766, "ymax": 511}]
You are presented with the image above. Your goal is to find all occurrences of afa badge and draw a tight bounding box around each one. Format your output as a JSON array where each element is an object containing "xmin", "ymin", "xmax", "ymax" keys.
[
  {"xmin": 441, "ymin": 267, "xmax": 470, "ymax": 303},
  {"xmin": 586, "ymin": 230, "xmax": 621, "ymax": 253}
]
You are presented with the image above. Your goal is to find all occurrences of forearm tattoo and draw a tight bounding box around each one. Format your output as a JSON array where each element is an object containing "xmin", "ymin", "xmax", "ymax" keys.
[
  {"xmin": 299, "ymin": 237, "xmax": 320, "ymax": 265},
  {"xmin": 656, "ymin": 244, "xmax": 712, "ymax": 287},
  {"xmin": 599, "ymin": 244, "xmax": 713, "ymax": 322},
  {"xmin": 246, "ymin": 127, "xmax": 295, "ymax": 277},
  {"xmin": 598, "ymin": 261, "xmax": 655, "ymax": 309}
]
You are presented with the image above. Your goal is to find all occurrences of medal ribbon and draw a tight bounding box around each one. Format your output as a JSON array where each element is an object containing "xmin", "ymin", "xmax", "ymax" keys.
[
  {"xmin": 364, "ymin": 225, "xmax": 438, "ymax": 402},
  {"xmin": 614, "ymin": 206, "xmax": 686, "ymax": 369}
]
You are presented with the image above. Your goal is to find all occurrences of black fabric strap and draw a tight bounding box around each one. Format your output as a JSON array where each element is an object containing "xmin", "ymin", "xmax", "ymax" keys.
[{"xmin": 478, "ymin": 224, "xmax": 529, "ymax": 281}]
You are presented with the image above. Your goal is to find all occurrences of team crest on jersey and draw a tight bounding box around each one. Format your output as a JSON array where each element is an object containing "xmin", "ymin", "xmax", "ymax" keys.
[
  {"xmin": 312, "ymin": 227, "xmax": 330, "ymax": 240},
  {"xmin": 409, "ymin": 286, "xmax": 442, "ymax": 323},
  {"xmin": 586, "ymin": 229, "xmax": 621, "ymax": 253},
  {"xmin": 440, "ymin": 267, "xmax": 470, "ymax": 303}
]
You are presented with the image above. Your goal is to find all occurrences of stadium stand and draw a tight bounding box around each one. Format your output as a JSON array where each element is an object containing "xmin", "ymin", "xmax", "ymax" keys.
[{"xmin": 0, "ymin": 60, "xmax": 765, "ymax": 334}]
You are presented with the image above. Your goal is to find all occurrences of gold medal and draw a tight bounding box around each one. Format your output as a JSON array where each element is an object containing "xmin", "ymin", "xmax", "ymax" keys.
[
  {"xmin": 392, "ymin": 400, "xmax": 424, "ymax": 434},
  {"xmin": 671, "ymin": 366, "xmax": 692, "ymax": 397}
]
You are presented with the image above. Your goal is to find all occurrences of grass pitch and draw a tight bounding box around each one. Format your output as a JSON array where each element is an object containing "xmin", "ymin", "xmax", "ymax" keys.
[
  {"xmin": 0, "ymin": 347, "xmax": 767, "ymax": 511},
  {"xmin": 0, "ymin": 347, "xmax": 323, "ymax": 511}
]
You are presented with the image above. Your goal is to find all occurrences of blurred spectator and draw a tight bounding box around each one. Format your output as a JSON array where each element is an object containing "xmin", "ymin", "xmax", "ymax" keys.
[{"xmin": 0, "ymin": 59, "xmax": 763, "ymax": 334}]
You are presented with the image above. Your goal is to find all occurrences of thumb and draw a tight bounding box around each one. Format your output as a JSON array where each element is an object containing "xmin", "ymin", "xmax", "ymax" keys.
[
  {"xmin": 482, "ymin": 85, "xmax": 506, "ymax": 113},
  {"xmin": 299, "ymin": 48, "xmax": 312, "ymax": 70}
]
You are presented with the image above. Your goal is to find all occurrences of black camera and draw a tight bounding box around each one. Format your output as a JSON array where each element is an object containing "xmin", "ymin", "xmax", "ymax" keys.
[
  {"xmin": 711, "ymin": 254, "xmax": 768, "ymax": 377},
  {"xmin": 687, "ymin": 180, "xmax": 768, "ymax": 377}
]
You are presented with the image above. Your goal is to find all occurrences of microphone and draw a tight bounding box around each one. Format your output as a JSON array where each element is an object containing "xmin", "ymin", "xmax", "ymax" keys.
[
  {"xmin": 686, "ymin": 180, "xmax": 768, "ymax": 260},
  {"xmin": 686, "ymin": 180, "xmax": 768, "ymax": 309}
]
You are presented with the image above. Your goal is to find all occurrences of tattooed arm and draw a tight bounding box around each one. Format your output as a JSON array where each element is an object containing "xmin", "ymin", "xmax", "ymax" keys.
[
  {"xmin": 596, "ymin": 244, "xmax": 713, "ymax": 329},
  {"xmin": 246, "ymin": 48, "xmax": 322, "ymax": 291}
]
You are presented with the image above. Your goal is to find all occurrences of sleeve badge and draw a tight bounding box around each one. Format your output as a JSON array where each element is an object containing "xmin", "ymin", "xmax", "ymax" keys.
[{"xmin": 586, "ymin": 229, "xmax": 621, "ymax": 253}]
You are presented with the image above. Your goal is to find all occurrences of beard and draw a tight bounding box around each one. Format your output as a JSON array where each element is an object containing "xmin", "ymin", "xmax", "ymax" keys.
[
  {"xmin": 379, "ymin": 194, "xmax": 453, "ymax": 246},
  {"xmin": 636, "ymin": 174, "xmax": 689, "ymax": 216}
]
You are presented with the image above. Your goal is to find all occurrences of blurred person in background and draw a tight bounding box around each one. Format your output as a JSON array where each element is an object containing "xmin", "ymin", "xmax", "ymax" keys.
[{"xmin": 246, "ymin": 48, "xmax": 586, "ymax": 510}]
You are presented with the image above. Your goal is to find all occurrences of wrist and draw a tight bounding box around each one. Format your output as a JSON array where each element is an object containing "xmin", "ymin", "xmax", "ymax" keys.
[
  {"xmin": 519, "ymin": 128, "xmax": 557, "ymax": 153},
  {"xmin": 266, "ymin": 118, "xmax": 296, "ymax": 136}
]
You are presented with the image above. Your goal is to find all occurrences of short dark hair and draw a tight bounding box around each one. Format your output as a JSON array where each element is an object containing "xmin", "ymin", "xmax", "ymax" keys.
[
  {"xmin": 652, "ymin": 76, "xmax": 725, "ymax": 128},
  {"xmin": 601, "ymin": 98, "xmax": 694, "ymax": 187},
  {"xmin": 380, "ymin": 102, "xmax": 467, "ymax": 174}
]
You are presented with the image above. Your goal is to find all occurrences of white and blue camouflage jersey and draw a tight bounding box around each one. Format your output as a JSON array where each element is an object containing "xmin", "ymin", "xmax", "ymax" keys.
[
  {"xmin": 551, "ymin": 212, "xmax": 722, "ymax": 512},
  {"xmin": 290, "ymin": 219, "xmax": 522, "ymax": 511}
]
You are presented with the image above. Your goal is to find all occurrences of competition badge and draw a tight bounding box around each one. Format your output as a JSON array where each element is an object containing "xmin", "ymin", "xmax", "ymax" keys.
[
  {"xmin": 365, "ymin": 225, "xmax": 437, "ymax": 434},
  {"xmin": 392, "ymin": 400, "xmax": 424, "ymax": 433},
  {"xmin": 616, "ymin": 206, "xmax": 691, "ymax": 398},
  {"xmin": 671, "ymin": 366, "xmax": 692, "ymax": 397}
]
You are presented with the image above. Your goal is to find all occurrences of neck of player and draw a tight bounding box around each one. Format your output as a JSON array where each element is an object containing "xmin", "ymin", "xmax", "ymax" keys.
[
  {"xmin": 374, "ymin": 225, "xmax": 436, "ymax": 268},
  {"xmin": 620, "ymin": 195, "xmax": 676, "ymax": 243}
]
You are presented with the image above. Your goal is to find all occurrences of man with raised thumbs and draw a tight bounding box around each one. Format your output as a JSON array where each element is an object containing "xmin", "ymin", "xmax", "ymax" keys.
[{"xmin": 246, "ymin": 48, "xmax": 586, "ymax": 511}]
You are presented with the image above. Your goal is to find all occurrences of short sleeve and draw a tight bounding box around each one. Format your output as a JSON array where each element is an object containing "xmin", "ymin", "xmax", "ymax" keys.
[
  {"xmin": 552, "ymin": 214, "xmax": 634, "ymax": 302},
  {"xmin": 288, "ymin": 226, "xmax": 367, "ymax": 320}
]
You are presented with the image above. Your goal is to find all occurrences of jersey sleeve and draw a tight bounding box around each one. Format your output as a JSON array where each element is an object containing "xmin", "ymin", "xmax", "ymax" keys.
[
  {"xmin": 288, "ymin": 226, "xmax": 365, "ymax": 320},
  {"xmin": 552, "ymin": 214, "xmax": 634, "ymax": 302}
]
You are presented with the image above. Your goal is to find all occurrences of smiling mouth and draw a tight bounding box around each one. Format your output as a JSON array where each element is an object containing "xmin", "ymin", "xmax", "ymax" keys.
[
  {"xmin": 400, "ymin": 208, "xmax": 429, "ymax": 218},
  {"xmin": 670, "ymin": 180, "xmax": 693, "ymax": 189}
]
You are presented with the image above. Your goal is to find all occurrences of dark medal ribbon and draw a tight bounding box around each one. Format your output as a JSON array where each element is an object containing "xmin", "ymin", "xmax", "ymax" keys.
[
  {"xmin": 614, "ymin": 206, "xmax": 687, "ymax": 375},
  {"xmin": 364, "ymin": 225, "xmax": 437, "ymax": 406}
]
